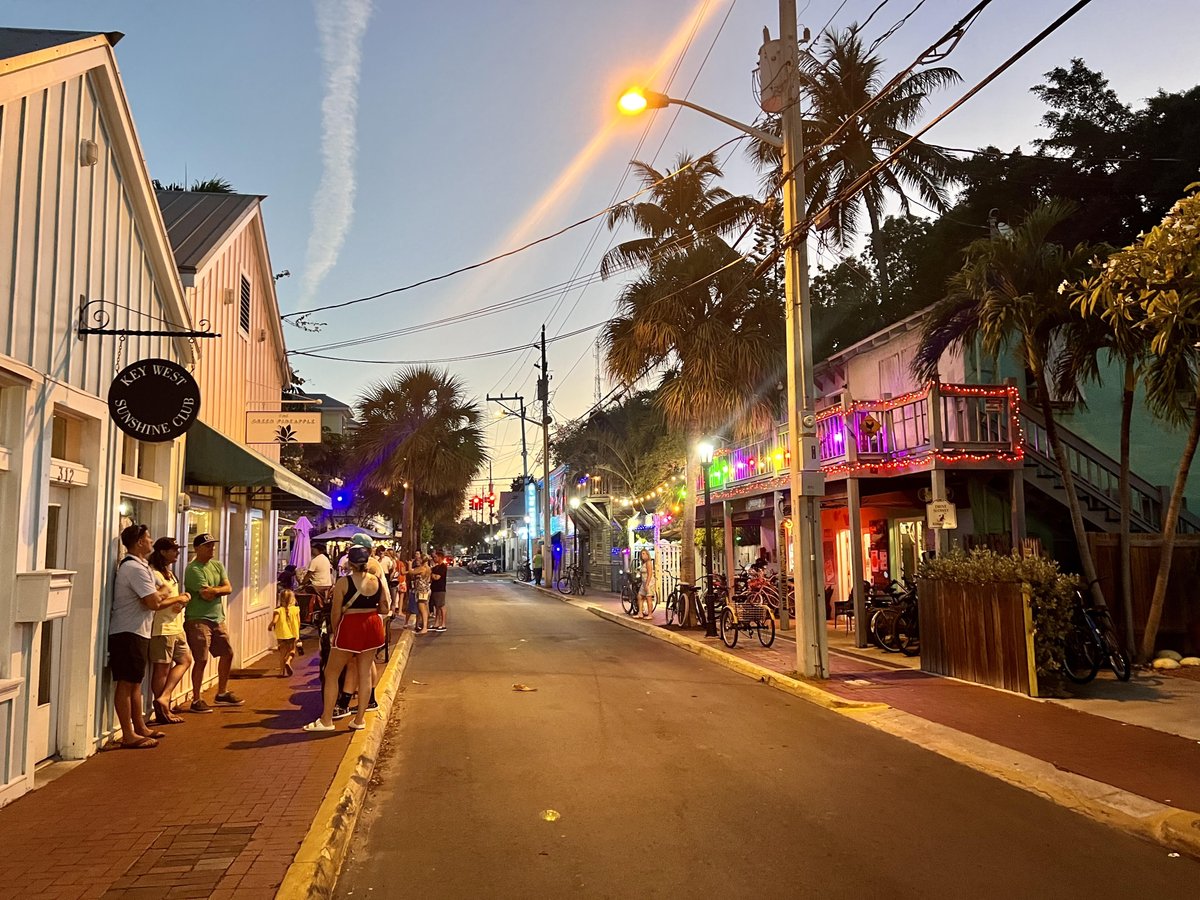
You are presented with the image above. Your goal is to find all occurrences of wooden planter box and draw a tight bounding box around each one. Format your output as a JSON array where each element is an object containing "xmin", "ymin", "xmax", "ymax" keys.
[{"xmin": 917, "ymin": 577, "xmax": 1039, "ymax": 696}]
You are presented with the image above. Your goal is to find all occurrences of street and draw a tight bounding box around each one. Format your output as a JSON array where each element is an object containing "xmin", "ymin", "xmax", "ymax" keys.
[{"xmin": 337, "ymin": 580, "xmax": 1198, "ymax": 899}]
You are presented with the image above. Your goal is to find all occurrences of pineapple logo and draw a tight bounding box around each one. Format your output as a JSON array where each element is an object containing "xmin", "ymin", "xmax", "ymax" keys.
[{"xmin": 275, "ymin": 424, "xmax": 298, "ymax": 444}]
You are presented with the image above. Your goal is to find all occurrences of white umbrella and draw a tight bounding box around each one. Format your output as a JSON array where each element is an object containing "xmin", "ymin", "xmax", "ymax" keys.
[{"xmin": 290, "ymin": 516, "xmax": 313, "ymax": 569}]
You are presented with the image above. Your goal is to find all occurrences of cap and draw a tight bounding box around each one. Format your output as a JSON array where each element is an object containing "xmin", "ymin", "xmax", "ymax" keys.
[
  {"xmin": 347, "ymin": 546, "xmax": 371, "ymax": 566},
  {"xmin": 193, "ymin": 533, "xmax": 219, "ymax": 549},
  {"xmin": 350, "ymin": 533, "xmax": 374, "ymax": 549},
  {"xmin": 153, "ymin": 536, "xmax": 181, "ymax": 551}
]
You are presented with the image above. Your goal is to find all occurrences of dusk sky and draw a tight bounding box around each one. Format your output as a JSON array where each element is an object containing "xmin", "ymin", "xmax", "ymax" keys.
[{"xmin": 7, "ymin": 0, "xmax": 1197, "ymax": 484}]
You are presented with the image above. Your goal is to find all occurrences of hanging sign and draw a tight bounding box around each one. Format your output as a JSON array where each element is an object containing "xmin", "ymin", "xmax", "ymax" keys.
[
  {"xmin": 107, "ymin": 358, "xmax": 200, "ymax": 443},
  {"xmin": 926, "ymin": 499, "xmax": 958, "ymax": 530},
  {"xmin": 246, "ymin": 412, "xmax": 321, "ymax": 444}
]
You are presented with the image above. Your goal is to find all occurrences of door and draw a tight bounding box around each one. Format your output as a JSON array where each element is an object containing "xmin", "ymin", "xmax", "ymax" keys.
[{"xmin": 32, "ymin": 486, "xmax": 70, "ymax": 762}]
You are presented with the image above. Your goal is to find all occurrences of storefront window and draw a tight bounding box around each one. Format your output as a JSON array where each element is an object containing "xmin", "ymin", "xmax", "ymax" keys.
[
  {"xmin": 118, "ymin": 497, "xmax": 139, "ymax": 534},
  {"xmin": 248, "ymin": 512, "xmax": 266, "ymax": 608},
  {"xmin": 188, "ymin": 509, "xmax": 213, "ymax": 548}
]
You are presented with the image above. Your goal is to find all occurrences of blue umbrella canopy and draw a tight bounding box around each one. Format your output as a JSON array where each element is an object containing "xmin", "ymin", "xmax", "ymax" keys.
[{"xmin": 311, "ymin": 524, "xmax": 389, "ymax": 542}]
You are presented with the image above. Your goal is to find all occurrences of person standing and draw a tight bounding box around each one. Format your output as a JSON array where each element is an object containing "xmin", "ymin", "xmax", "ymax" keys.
[
  {"xmin": 637, "ymin": 549, "xmax": 657, "ymax": 618},
  {"xmin": 303, "ymin": 546, "xmax": 388, "ymax": 733},
  {"xmin": 410, "ymin": 551, "xmax": 432, "ymax": 634},
  {"xmin": 271, "ymin": 589, "xmax": 301, "ymax": 676},
  {"xmin": 110, "ymin": 524, "xmax": 172, "ymax": 748},
  {"xmin": 148, "ymin": 537, "xmax": 191, "ymax": 725},
  {"xmin": 532, "ymin": 545, "xmax": 544, "ymax": 586},
  {"xmin": 429, "ymin": 550, "xmax": 448, "ymax": 632},
  {"xmin": 183, "ymin": 534, "xmax": 244, "ymax": 712}
]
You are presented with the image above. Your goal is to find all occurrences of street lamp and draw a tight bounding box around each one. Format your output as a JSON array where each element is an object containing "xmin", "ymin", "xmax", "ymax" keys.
[
  {"xmin": 614, "ymin": 2, "xmax": 829, "ymax": 677},
  {"xmin": 697, "ymin": 440, "xmax": 717, "ymax": 638}
]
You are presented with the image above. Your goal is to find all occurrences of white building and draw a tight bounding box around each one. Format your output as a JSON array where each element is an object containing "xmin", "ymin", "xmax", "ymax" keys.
[{"xmin": 0, "ymin": 28, "xmax": 196, "ymax": 802}]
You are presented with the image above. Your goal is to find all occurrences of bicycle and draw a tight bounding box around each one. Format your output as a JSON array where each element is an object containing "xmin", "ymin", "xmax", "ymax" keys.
[
  {"xmin": 1063, "ymin": 589, "xmax": 1131, "ymax": 684},
  {"xmin": 719, "ymin": 598, "xmax": 776, "ymax": 648},
  {"xmin": 620, "ymin": 572, "xmax": 642, "ymax": 616},
  {"xmin": 664, "ymin": 580, "xmax": 707, "ymax": 628},
  {"xmin": 556, "ymin": 563, "xmax": 585, "ymax": 595}
]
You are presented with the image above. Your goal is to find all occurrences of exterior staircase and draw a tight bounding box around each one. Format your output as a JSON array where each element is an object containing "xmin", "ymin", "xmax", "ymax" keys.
[{"xmin": 1021, "ymin": 407, "xmax": 1200, "ymax": 534}]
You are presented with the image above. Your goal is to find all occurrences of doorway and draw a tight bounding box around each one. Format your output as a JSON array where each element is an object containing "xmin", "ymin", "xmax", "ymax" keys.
[{"xmin": 32, "ymin": 485, "xmax": 71, "ymax": 763}]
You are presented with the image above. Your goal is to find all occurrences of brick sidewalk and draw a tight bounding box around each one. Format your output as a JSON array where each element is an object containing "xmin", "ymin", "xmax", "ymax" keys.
[
  {"xmin": 0, "ymin": 643, "xmax": 370, "ymax": 899},
  {"xmin": 557, "ymin": 583, "xmax": 1200, "ymax": 813}
]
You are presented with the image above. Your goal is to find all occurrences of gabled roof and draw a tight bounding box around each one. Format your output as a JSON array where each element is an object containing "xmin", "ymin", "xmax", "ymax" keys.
[
  {"xmin": 0, "ymin": 27, "xmax": 121, "ymax": 62},
  {"xmin": 155, "ymin": 191, "xmax": 265, "ymax": 274},
  {"xmin": 301, "ymin": 392, "xmax": 353, "ymax": 412}
]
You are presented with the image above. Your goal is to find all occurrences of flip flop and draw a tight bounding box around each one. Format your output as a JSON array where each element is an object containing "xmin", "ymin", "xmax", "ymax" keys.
[
  {"xmin": 143, "ymin": 730, "xmax": 167, "ymax": 739},
  {"xmin": 348, "ymin": 721, "xmax": 366, "ymax": 730},
  {"xmin": 121, "ymin": 737, "xmax": 158, "ymax": 750},
  {"xmin": 302, "ymin": 719, "xmax": 335, "ymax": 732},
  {"xmin": 153, "ymin": 701, "xmax": 183, "ymax": 724}
]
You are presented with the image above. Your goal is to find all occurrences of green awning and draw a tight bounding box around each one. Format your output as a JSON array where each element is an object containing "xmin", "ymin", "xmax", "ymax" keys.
[{"xmin": 184, "ymin": 421, "xmax": 331, "ymax": 509}]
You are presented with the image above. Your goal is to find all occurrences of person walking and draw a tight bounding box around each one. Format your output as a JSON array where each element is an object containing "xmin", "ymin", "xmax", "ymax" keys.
[
  {"xmin": 303, "ymin": 545, "xmax": 388, "ymax": 733},
  {"xmin": 429, "ymin": 550, "xmax": 448, "ymax": 632},
  {"xmin": 148, "ymin": 537, "xmax": 191, "ymax": 725},
  {"xmin": 183, "ymin": 534, "xmax": 244, "ymax": 712},
  {"xmin": 271, "ymin": 589, "xmax": 301, "ymax": 676},
  {"xmin": 109, "ymin": 524, "xmax": 173, "ymax": 749},
  {"xmin": 637, "ymin": 549, "xmax": 656, "ymax": 619},
  {"xmin": 410, "ymin": 551, "xmax": 432, "ymax": 633},
  {"xmin": 532, "ymin": 545, "xmax": 544, "ymax": 586}
]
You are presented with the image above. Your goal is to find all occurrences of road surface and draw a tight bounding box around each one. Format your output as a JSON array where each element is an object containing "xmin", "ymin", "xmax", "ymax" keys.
[{"xmin": 336, "ymin": 578, "xmax": 1196, "ymax": 899}]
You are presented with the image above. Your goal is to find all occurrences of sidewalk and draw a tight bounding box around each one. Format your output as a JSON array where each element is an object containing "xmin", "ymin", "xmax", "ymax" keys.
[
  {"xmin": 0, "ymin": 642, "xmax": 374, "ymax": 899},
  {"xmin": 548, "ymin": 582, "xmax": 1200, "ymax": 814}
]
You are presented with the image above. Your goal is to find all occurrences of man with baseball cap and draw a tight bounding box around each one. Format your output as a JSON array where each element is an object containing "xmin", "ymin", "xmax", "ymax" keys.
[{"xmin": 183, "ymin": 533, "xmax": 244, "ymax": 711}]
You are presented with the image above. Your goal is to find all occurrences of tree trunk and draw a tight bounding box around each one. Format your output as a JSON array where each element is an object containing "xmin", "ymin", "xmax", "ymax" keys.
[
  {"xmin": 867, "ymin": 205, "xmax": 892, "ymax": 310},
  {"xmin": 1139, "ymin": 382, "xmax": 1200, "ymax": 662},
  {"xmin": 1118, "ymin": 361, "xmax": 1136, "ymax": 656},
  {"xmin": 1033, "ymin": 367, "xmax": 1106, "ymax": 609},
  {"xmin": 679, "ymin": 432, "xmax": 699, "ymax": 626},
  {"xmin": 403, "ymin": 485, "xmax": 415, "ymax": 556}
]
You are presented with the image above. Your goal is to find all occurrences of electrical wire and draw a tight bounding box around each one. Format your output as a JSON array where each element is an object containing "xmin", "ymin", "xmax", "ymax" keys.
[{"xmin": 866, "ymin": 0, "xmax": 931, "ymax": 55}]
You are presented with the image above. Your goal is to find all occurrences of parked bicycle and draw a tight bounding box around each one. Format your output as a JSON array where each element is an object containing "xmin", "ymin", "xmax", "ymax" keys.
[
  {"xmin": 620, "ymin": 571, "xmax": 643, "ymax": 616},
  {"xmin": 1063, "ymin": 588, "xmax": 1131, "ymax": 684},
  {"xmin": 555, "ymin": 563, "xmax": 587, "ymax": 596},
  {"xmin": 719, "ymin": 597, "xmax": 776, "ymax": 648},
  {"xmin": 664, "ymin": 573, "xmax": 725, "ymax": 628}
]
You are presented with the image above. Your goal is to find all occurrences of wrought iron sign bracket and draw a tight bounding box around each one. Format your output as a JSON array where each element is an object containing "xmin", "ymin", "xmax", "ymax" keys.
[{"xmin": 77, "ymin": 296, "xmax": 221, "ymax": 339}]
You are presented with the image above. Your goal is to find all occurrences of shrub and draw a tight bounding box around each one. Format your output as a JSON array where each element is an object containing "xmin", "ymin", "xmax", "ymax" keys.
[{"xmin": 920, "ymin": 548, "xmax": 1078, "ymax": 677}]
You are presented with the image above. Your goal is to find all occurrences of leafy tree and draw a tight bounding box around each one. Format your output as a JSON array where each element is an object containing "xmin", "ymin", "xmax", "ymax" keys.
[
  {"xmin": 913, "ymin": 199, "xmax": 1109, "ymax": 609},
  {"xmin": 152, "ymin": 176, "xmax": 236, "ymax": 193}
]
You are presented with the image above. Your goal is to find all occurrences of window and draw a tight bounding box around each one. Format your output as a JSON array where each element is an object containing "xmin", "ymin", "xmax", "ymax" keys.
[{"xmin": 239, "ymin": 275, "xmax": 252, "ymax": 334}]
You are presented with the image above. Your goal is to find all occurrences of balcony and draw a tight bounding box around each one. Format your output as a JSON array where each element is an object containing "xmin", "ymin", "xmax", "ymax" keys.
[{"xmin": 703, "ymin": 381, "xmax": 1023, "ymax": 496}]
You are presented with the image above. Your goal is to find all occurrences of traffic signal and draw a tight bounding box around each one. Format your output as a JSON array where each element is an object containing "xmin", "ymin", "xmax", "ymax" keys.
[{"xmin": 487, "ymin": 492, "xmax": 495, "ymax": 508}]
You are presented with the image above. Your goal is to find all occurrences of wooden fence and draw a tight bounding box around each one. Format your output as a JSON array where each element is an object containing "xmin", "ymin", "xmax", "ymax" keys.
[
  {"xmin": 1088, "ymin": 534, "xmax": 1200, "ymax": 654},
  {"xmin": 917, "ymin": 578, "xmax": 1039, "ymax": 696}
]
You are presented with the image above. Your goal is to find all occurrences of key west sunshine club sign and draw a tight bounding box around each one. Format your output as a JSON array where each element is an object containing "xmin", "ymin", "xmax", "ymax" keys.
[{"xmin": 107, "ymin": 358, "xmax": 201, "ymax": 442}]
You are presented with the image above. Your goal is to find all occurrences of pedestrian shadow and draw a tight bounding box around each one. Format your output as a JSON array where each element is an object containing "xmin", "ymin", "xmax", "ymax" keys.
[{"xmin": 225, "ymin": 730, "xmax": 344, "ymax": 750}]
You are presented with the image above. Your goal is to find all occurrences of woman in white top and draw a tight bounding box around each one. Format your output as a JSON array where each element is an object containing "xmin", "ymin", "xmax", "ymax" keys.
[{"xmin": 637, "ymin": 549, "xmax": 656, "ymax": 618}]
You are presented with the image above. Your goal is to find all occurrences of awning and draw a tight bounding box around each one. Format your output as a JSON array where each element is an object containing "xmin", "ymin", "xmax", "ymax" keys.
[{"xmin": 184, "ymin": 421, "xmax": 331, "ymax": 509}]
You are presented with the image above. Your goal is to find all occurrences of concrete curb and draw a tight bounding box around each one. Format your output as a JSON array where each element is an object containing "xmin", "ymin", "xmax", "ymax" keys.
[
  {"xmin": 275, "ymin": 629, "xmax": 415, "ymax": 900},
  {"xmin": 514, "ymin": 579, "xmax": 1200, "ymax": 859}
]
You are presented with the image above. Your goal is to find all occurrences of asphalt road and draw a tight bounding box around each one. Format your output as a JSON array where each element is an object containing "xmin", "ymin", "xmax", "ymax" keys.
[{"xmin": 336, "ymin": 579, "xmax": 1198, "ymax": 899}]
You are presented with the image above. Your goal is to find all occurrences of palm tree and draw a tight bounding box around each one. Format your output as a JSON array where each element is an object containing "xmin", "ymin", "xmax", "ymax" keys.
[
  {"xmin": 353, "ymin": 367, "xmax": 486, "ymax": 555},
  {"xmin": 748, "ymin": 29, "xmax": 959, "ymax": 306},
  {"xmin": 1071, "ymin": 185, "xmax": 1200, "ymax": 660},
  {"xmin": 912, "ymin": 199, "xmax": 1108, "ymax": 609}
]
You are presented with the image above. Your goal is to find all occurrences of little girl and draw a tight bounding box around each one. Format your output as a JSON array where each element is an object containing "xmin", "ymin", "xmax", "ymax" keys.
[{"xmin": 271, "ymin": 589, "xmax": 302, "ymax": 676}]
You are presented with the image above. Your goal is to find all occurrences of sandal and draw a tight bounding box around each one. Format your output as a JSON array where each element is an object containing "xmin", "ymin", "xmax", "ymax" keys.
[
  {"xmin": 143, "ymin": 730, "xmax": 167, "ymax": 739},
  {"xmin": 348, "ymin": 721, "xmax": 366, "ymax": 731},
  {"xmin": 302, "ymin": 719, "xmax": 335, "ymax": 732},
  {"xmin": 153, "ymin": 701, "xmax": 183, "ymax": 724},
  {"xmin": 121, "ymin": 737, "xmax": 158, "ymax": 750}
]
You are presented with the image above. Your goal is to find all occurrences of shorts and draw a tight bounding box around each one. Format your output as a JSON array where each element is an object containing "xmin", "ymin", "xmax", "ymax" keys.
[
  {"xmin": 149, "ymin": 632, "xmax": 191, "ymax": 665},
  {"xmin": 185, "ymin": 619, "xmax": 234, "ymax": 664},
  {"xmin": 332, "ymin": 612, "xmax": 386, "ymax": 653},
  {"xmin": 431, "ymin": 591, "xmax": 446, "ymax": 609},
  {"xmin": 108, "ymin": 632, "xmax": 149, "ymax": 684}
]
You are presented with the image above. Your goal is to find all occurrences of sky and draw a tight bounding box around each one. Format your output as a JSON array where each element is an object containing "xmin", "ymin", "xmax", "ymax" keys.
[{"xmin": 7, "ymin": 0, "xmax": 1198, "ymax": 488}]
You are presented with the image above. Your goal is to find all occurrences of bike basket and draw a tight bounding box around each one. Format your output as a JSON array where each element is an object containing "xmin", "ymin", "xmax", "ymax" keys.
[{"xmin": 734, "ymin": 602, "xmax": 771, "ymax": 622}]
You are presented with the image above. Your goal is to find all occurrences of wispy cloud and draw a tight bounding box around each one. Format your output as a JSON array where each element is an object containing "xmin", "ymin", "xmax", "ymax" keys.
[{"xmin": 300, "ymin": 0, "xmax": 373, "ymax": 305}]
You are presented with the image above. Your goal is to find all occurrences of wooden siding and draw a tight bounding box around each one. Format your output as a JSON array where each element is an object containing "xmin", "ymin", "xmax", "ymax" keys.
[
  {"xmin": 190, "ymin": 215, "xmax": 286, "ymax": 462},
  {"xmin": 917, "ymin": 578, "xmax": 1039, "ymax": 695},
  {"xmin": 0, "ymin": 74, "xmax": 180, "ymax": 389}
]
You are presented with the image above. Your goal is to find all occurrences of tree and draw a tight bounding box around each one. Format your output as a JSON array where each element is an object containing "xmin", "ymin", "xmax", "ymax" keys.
[
  {"xmin": 747, "ymin": 29, "xmax": 959, "ymax": 306},
  {"xmin": 601, "ymin": 154, "xmax": 781, "ymax": 617},
  {"xmin": 353, "ymin": 367, "xmax": 486, "ymax": 555},
  {"xmin": 1070, "ymin": 185, "xmax": 1200, "ymax": 660},
  {"xmin": 152, "ymin": 176, "xmax": 236, "ymax": 193},
  {"xmin": 912, "ymin": 199, "xmax": 1109, "ymax": 609}
]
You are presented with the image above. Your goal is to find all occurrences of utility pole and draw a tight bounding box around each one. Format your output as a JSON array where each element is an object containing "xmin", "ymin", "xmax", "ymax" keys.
[
  {"xmin": 537, "ymin": 326, "xmax": 552, "ymax": 568},
  {"xmin": 774, "ymin": 0, "xmax": 829, "ymax": 678},
  {"xmin": 486, "ymin": 392, "xmax": 532, "ymax": 567}
]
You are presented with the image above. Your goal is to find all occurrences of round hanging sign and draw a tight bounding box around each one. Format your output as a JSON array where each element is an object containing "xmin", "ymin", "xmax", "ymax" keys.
[{"xmin": 107, "ymin": 358, "xmax": 201, "ymax": 443}]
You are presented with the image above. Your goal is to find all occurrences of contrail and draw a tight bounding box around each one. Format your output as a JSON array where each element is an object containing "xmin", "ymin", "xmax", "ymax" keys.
[{"xmin": 300, "ymin": 0, "xmax": 373, "ymax": 305}]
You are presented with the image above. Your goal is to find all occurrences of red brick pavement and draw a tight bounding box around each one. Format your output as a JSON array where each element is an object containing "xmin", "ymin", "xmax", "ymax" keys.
[
  {"xmin": 567, "ymin": 584, "xmax": 1200, "ymax": 813},
  {"xmin": 0, "ymin": 647, "xmax": 361, "ymax": 899}
]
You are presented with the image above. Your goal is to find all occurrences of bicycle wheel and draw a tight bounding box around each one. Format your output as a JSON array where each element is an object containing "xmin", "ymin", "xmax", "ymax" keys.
[
  {"xmin": 719, "ymin": 607, "xmax": 738, "ymax": 648},
  {"xmin": 1063, "ymin": 629, "xmax": 1100, "ymax": 684},
  {"xmin": 895, "ymin": 611, "xmax": 919, "ymax": 657},
  {"xmin": 664, "ymin": 590, "xmax": 679, "ymax": 626},
  {"xmin": 556, "ymin": 575, "xmax": 571, "ymax": 594},
  {"xmin": 620, "ymin": 584, "xmax": 637, "ymax": 615},
  {"xmin": 872, "ymin": 609, "xmax": 901, "ymax": 652},
  {"xmin": 1101, "ymin": 626, "xmax": 1131, "ymax": 681},
  {"xmin": 756, "ymin": 614, "xmax": 776, "ymax": 648},
  {"xmin": 576, "ymin": 575, "xmax": 587, "ymax": 597}
]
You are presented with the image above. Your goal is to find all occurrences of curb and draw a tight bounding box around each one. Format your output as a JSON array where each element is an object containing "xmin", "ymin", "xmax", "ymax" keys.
[
  {"xmin": 514, "ymin": 579, "xmax": 1200, "ymax": 859},
  {"xmin": 275, "ymin": 629, "xmax": 415, "ymax": 900}
]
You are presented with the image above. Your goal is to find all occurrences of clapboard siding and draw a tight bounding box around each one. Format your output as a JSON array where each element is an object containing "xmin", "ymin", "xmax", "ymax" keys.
[{"xmin": 0, "ymin": 73, "xmax": 179, "ymax": 392}]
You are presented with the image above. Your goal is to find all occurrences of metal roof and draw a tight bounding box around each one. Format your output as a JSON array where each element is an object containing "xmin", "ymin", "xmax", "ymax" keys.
[
  {"xmin": 0, "ymin": 27, "xmax": 121, "ymax": 62},
  {"xmin": 155, "ymin": 191, "xmax": 264, "ymax": 273}
]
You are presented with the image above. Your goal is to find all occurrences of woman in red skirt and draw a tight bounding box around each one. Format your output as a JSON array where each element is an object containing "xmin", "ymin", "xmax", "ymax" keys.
[{"xmin": 303, "ymin": 546, "xmax": 387, "ymax": 732}]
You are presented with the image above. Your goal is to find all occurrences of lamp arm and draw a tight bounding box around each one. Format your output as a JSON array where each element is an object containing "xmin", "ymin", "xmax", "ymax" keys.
[{"xmin": 668, "ymin": 98, "xmax": 783, "ymax": 149}]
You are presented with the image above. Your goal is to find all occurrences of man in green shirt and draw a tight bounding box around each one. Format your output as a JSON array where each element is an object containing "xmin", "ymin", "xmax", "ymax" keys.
[{"xmin": 183, "ymin": 533, "xmax": 244, "ymax": 712}]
